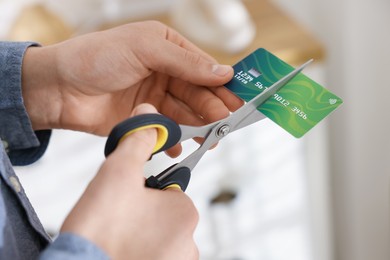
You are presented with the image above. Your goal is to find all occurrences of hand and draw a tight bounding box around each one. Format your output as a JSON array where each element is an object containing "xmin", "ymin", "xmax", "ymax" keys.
[
  {"xmin": 61, "ymin": 103, "xmax": 199, "ymax": 260},
  {"xmin": 21, "ymin": 21, "xmax": 243, "ymax": 155}
]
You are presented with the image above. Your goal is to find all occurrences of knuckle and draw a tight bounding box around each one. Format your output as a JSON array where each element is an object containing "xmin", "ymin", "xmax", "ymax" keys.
[
  {"xmin": 200, "ymin": 97, "xmax": 227, "ymax": 121},
  {"xmin": 184, "ymin": 50, "xmax": 202, "ymax": 66},
  {"xmin": 145, "ymin": 20, "xmax": 165, "ymax": 29},
  {"xmin": 191, "ymin": 208, "xmax": 200, "ymax": 226},
  {"xmin": 193, "ymin": 245, "xmax": 200, "ymax": 260},
  {"xmin": 182, "ymin": 197, "xmax": 199, "ymax": 226}
]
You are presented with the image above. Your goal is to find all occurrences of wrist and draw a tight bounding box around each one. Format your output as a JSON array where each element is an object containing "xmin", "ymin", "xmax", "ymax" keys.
[{"xmin": 22, "ymin": 45, "xmax": 62, "ymax": 130}]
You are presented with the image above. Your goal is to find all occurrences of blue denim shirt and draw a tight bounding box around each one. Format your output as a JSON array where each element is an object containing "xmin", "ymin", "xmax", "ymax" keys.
[{"xmin": 0, "ymin": 41, "xmax": 108, "ymax": 260}]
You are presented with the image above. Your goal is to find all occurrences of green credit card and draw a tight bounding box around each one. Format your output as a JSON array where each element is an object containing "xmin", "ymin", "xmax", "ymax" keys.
[{"xmin": 224, "ymin": 48, "xmax": 343, "ymax": 138}]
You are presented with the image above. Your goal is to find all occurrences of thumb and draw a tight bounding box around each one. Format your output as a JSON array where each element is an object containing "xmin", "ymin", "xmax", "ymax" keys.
[
  {"xmin": 107, "ymin": 103, "xmax": 158, "ymax": 171},
  {"xmin": 143, "ymin": 40, "xmax": 234, "ymax": 87}
]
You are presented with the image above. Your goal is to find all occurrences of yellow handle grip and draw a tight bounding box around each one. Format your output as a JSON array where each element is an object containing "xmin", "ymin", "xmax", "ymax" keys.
[{"xmin": 119, "ymin": 124, "xmax": 169, "ymax": 154}]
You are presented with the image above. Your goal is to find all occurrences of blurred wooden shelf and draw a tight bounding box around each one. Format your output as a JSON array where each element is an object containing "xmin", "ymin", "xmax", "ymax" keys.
[
  {"xmin": 8, "ymin": 5, "xmax": 73, "ymax": 45},
  {"xmin": 101, "ymin": 0, "xmax": 324, "ymax": 66},
  {"xmin": 10, "ymin": 1, "xmax": 324, "ymax": 66}
]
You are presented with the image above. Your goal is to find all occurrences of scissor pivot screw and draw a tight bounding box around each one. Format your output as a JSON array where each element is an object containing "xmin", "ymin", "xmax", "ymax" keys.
[{"xmin": 216, "ymin": 124, "xmax": 230, "ymax": 138}]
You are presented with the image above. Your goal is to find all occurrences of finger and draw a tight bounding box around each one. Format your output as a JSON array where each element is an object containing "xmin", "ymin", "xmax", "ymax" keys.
[
  {"xmin": 160, "ymin": 90, "xmax": 223, "ymax": 155},
  {"xmin": 165, "ymin": 143, "xmax": 182, "ymax": 158},
  {"xmin": 129, "ymin": 103, "xmax": 158, "ymax": 117},
  {"xmin": 168, "ymin": 80, "xmax": 230, "ymax": 123},
  {"xmin": 164, "ymin": 26, "xmax": 218, "ymax": 64},
  {"xmin": 159, "ymin": 92, "xmax": 213, "ymax": 158},
  {"xmin": 108, "ymin": 103, "xmax": 158, "ymax": 170},
  {"xmin": 160, "ymin": 92, "xmax": 205, "ymax": 126},
  {"xmin": 158, "ymin": 95, "xmax": 197, "ymax": 158},
  {"xmin": 211, "ymin": 86, "xmax": 245, "ymax": 112},
  {"xmin": 143, "ymin": 21, "xmax": 218, "ymax": 64},
  {"xmin": 140, "ymin": 38, "xmax": 234, "ymax": 87},
  {"xmin": 189, "ymin": 244, "xmax": 199, "ymax": 260}
]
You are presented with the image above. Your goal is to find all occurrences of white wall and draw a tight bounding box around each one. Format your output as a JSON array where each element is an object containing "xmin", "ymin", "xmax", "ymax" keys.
[{"xmin": 273, "ymin": 0, "xmax": 390, "ymax": 259}]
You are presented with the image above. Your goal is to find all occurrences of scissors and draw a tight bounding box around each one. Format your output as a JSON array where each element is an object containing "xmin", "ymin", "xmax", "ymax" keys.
[{"xmin": 104, "ymin": 59, "xmax": 312, "ymax": 191}]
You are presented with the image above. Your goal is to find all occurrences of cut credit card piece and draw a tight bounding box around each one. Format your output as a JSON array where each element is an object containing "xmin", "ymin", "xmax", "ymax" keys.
[{"xmin": 225, "ymin": 48, "xmax": 343, "ymax": 138}]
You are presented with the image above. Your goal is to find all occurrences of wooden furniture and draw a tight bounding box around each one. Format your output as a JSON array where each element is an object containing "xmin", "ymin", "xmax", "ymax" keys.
[
  {"xmin": 101, "ymin": 0, "xmax": 324, "ymax": 65},
  {"xmin": 8, "ymin": 0, "xmax": 324, "ymax": 65}
]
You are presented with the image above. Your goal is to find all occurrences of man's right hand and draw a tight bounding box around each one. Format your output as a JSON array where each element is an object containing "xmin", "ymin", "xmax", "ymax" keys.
[{"xmin": 60, "ymin": 103, "xmax": 199, "ymax": 260}]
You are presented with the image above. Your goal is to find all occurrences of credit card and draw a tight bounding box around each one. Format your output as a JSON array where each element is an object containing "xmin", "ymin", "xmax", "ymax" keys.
[{"xmin": 225, "ymin": 48, "xmax": 343, "ymax": 138}]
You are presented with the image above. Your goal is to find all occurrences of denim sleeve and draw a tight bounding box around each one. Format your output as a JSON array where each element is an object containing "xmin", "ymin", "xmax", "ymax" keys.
[
  {"xmin": 0, "ymin": 41, "xmax": 51, "ymax": 166},
  {"xmin": 40, "ymin": 233, "xmax": 109, "ymax": 260},
  {"xmin": 0, "ymin": 42, "xmax": 109, "ymax": 258}
]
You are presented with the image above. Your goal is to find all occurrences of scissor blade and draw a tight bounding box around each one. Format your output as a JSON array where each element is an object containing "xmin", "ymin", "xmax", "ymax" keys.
[
  {"xmin": 228, "ymin": 59, "xmax": 313, "ymax": 130},
  {"xmin": 230, "ymin": 110, "xmax": 266, "ymax": 133}
]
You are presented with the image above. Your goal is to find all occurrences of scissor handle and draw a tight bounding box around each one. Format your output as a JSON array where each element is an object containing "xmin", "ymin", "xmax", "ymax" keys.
[
  {"xmin": 104, "ymin": 114, "xmax": 190, "ymax": 191},
  {"xmin": 104, "ymin": 114, "xmax": 181, "ymax": 157},
  {"xmin": 145, "ymin": 164, "xmax": 191, "ymax": 191}
]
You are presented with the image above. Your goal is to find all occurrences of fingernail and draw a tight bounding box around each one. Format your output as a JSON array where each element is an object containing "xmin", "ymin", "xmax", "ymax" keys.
[
  {"xmin": 212, "ymin": 64, "xmax": 232, "ymax": 76},
  {"xmin": 132, "ymin": 103, "xmax": 157, "ymax": 116}
]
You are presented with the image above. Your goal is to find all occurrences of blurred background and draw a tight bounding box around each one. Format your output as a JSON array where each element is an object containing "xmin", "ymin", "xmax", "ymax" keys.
[{"xmin": 2, "ymin": 0, "xmax": 389, "ymax": 259}]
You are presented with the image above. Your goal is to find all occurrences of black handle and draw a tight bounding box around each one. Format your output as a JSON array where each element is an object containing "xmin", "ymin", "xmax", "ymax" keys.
[
  {"xmin": 104, "ymin": 114, "xmax": 181, "ymax": 157},
  {"xmin": 105, "ymin": 114, "xmax": 191, "ymax": 191},
  {"xmin": 145, "ymin": 164, "xmax": 191, "ymax": 191}
]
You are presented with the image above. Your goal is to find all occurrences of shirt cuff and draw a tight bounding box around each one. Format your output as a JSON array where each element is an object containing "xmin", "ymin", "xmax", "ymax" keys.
[
  {"xmin": 0, "ymin": 41, "xmax": 51, "ymax": 166},
  {"xmin": 39, "ymin": 232, "xmax": 109, "ymax": 260}
]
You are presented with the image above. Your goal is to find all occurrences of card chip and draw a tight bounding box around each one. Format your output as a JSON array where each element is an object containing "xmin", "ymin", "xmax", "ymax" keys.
[{"xmin": 248, "ymin": 68, "xmax": 261, "ymax": 78}]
